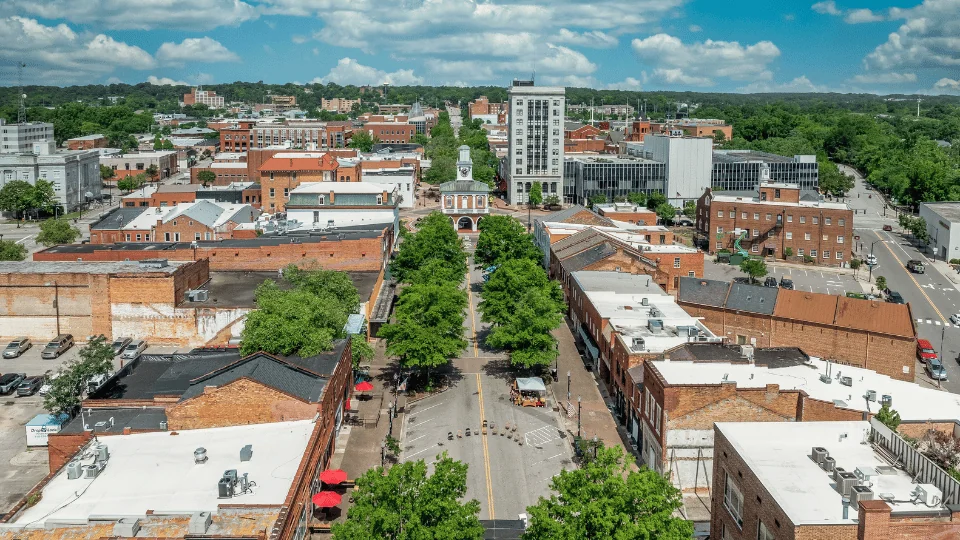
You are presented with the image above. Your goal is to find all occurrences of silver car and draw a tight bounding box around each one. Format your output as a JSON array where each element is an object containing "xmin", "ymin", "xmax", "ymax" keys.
[
  {"xmin": 121, "ymin": 339, "xmax": 147, "ymax": 360},
  {"xmin": 3, "ymin": 337, "xmax": 31, "ymax": 359}
]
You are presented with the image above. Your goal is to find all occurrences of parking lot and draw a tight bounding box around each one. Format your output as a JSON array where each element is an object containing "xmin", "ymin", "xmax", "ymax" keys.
[
  {"xmin": 0, "ymin": 340, "xmax": 178, "ymax": 514},
  {"xmin": 703, "ymin": 259, "xmax": 867, "ymax": 296},
  {"xmin": 400, "ymin": 371, "xmax": 573, "ymax": 520}
]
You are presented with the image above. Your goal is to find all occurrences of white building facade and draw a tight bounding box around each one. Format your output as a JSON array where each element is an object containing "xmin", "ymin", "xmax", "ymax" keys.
[
  {"xmin": 284, "ymin": 182, "xmax": 400, "ymax": 241},
  {"xmin": 0, "ymin": 142, "xmax": 101, "ymax": 212},
  {"xmin": 643, "ymin": 134, "xmax": 713, "ymax": 206},
  {"xmin": 505, "ymin": 81, "xmax": 565, "ymax": 206},
  {"xmin": 919, "ymin": 202, "xmax": 960, "ymax": 261},
  {"xmin": 0, "ymin": 122, "xmax": 55, "ymax": 154}
]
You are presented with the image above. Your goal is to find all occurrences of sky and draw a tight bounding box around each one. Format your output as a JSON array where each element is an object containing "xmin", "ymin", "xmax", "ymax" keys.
[{"xmin": 1, "ymin": 0, "xmax": 959, "ymax": 95}]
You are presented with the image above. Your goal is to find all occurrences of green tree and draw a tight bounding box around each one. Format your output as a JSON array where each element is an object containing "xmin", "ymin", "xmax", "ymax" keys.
[
  {"xmin": 850, "ymin": 258, "xmax": 862, "ymax": 277},
  {"xmin": 475, "ymin": 215, "xmax": 542, "ymax": 268},
  {"xmin": 0, "ymin": 240, "xmax": 27, "ymax": 261},
  {"xmin": 378, "ymin": 282, "xmax": 468, "ymax": 372},
  {"xmin": 646, "ymin": 192, "xmax": 667, "ymax": 210},
  {"xmin": 36, "ymin": 218, "xmax": 81, "ymax": 246},
  {"xmin": 524, "ymin": 444, "xmax": 692, "ymax": 540},
  {"xmin": 31, "ymin": 180, "xmax": 57, "ymax": 214},
  {"xmin": 528, "ymin": 181, "xmax": 543, "ymax": 207},
  {"xmin": 43, "ymin": 336, "xmax": 115, "ymax": 416},
  {"xmin": 544, "ymin": 194, "xmax": 561, "ymax": 207},
  {"xmin": 739, "ymin": 258, "xmax": 768, "ymax": 284},
  {"xmin": 100, "ymin": 165, "xmax": 115, "ymax": 182},
  {"xmin": 282, "ymin": 265, "xmax": 360, "ymax": 315},
  {"xmin": 587, "ymin": 194, "xmax": 607, "ymax": 208},
  {"xmin": 145, "ymin": 164, "xmax": 159, "ymax": 181},
  {"xmin": 197, "ymin": 170, "xmax": 217, "ymax": 187},
  {"xmin": 332, "ymin": 452, "xmax": 483, "ymax": 540},
  {"xmin": 876, "ymin": 404, "xmax": 901, "ymax": 431},
  {"xmin": 480, "ymin": 259, "xmax": 563, "ymax": 326},
  {"xmin": 117, "ymin": 174, "xmax": 147, "ymax": 193},
  {"xmin": 911, "ymin": 216, "xmax": 930, "ymax": 244},
  {"xmin": 153, "ymin": 134, "xmax": 163, "ymax": 150},
  {"xmin": 412, "ymin": 133, "xmax": 430, "ymax": 146},
  {"xmin": 349, "ymin": 130, "xmax": 377, "ymax": 152},
  {"xmin": 714, "ymin": 130, "xmax": 727, "ymax": 144},
  {"xmin": 682, "ymin": 201, "xmax": 696, "ymax": 218},
  {"xmin": 485, "ymin": 287, "xmax": 564, "ymax": 369},
  {"xmin": 655, "ymin": 203, "xmax": 677, "ymax": 225},
  {"xmin": 391, "ymin": 212, "xmax": 466, "ymax": 284},
  {"xmin": 875, "ymin": 275, "xmax": 887, "ymax": 292},
  {"xmin": 351, "ymin": 334, "xmax": 375, "ymax": 368},
  {"xmin": 0, "ymin": 180, "xmax": 35, "ymax": 220},
  {"xmin": 627, "ymin": 192, "xmax": 647, "ymax": 206}
]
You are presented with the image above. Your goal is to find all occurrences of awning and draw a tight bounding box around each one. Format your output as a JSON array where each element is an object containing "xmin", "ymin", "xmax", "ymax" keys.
[
  {"xmin": 516, "ymin": 377, "xmax": 547, "ymax": 392},
  {"xmin": 578, "ymin": 326, "xmax": 600, "ymax": 360}
]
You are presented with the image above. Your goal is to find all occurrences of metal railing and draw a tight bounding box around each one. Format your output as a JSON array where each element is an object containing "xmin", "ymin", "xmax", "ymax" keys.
[{"xmin": 870, "ymin": 419, "xmax": 960, "ymax": 505}]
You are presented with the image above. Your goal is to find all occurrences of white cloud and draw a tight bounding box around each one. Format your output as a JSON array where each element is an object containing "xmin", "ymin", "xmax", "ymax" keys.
[
  {"xmin": 105, "ymin": 77, "xmax": 123, "ymax": 84},
  {"xmin": 812, "ymin": 1, "xmax": 841, "ymax": 15},
  {"xmin": 865, "ymin": 0, "xmax": 960, "ymax": 70},
  {"xmin": 784, "ymin": 13, "xmax": 796, "ymax": 21},
  {"xmin": 313, "ymin": 57, "xmax": 423, "ymax": 86},
  {"xmin": 5, "ymin": 0, "xmax": 258, "ymax": 30},
  {"xmin": 312, "ymin": 48, "xmax": 320, "ymax": 56},
  {"xmin": 146, "ymin": 75, "xmax": 189, "ymax": 86},
  {"xmin": 156, "ymin": 37, "xmax": 240, "ymax": 66},
  {"xmin": 631, "ymin": 33, "xmax": 781, "ymax": 87},
  {"xmin": 554, "ymin": 28, "xmax": 618, "ymax": 48},
  {"xmin": 933, "ymin": 77, "xmax": 960, "ymax": 94},
  {"xmin": 291, "ymin": 35, "xmax": 309, "ymax": 44},
  {"xmin": 844, "ymin": 8, "xmax": 885, "ymax": 23},
  {"xmin": 606, "ymin": 77, "xmax": 643, "ymax": 90},
  {"xmin": 739, "ymin": 75, "xmax": 825, "ymax": 93},
  {"xmin": 849, "ymin": 72, "xmax": 917, "ymax": 84},
  {"xmin": 689, "ymin": 24, "xmax": 702, "ymax": 32},
  {"xmin": 0, "ymin": 16, "xmax": 154, "ymax": 84}
]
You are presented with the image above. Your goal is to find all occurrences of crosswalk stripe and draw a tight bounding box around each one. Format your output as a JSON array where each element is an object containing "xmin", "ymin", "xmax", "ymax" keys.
[{"xmin": 936, "ymin": 321, "xmax": 941, "ymax": 325}]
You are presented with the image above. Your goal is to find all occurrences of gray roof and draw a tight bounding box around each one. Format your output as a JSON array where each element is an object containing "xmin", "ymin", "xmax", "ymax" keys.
[
  {"xmin": 535, "ymin": 205, "xmax": 613, "ymax": 227},
  {"xmin": 564, "ymin": 122, "xmax": 586, "ymax": 131},
  {"xmin": 571, "ymin": 271, "xmax": 664, "ymax": 295},
  {"xmin": 920, "ymin": 202, "xmax": 960, "ymax": 223},
  {"xmin": 666, "ymin": 343, "xmax": 808, "ymax": 369},
  {"xmin": 606, "ymin": 131, "xmax": 625, "ymax": 144},
  {"xmin": 166, "ymin": 199, "xmax": 228, "ymax": 227},
  {"xmin": 91, "ymin": 351, "xmax": 242, "ymax": 399},
  {"xmin": 180, "ymin": 353, "xmax": 328, "ymax": 403},
  {"xmin": 0, "ymin": 260, "xmax": 186, "ymax": 275},
  {"xmin": 724, "ymin": 282, "xmax": 778, "ymax": 315},
  {"xmin": 560, "ymin": 242, "xmax": 617, "ymax": 272},
  {"xmin": 60, "ymin": 407, "xmax": 167, "ymax": 434},
  {"xmin": 439, "ymin": 179, "xmax": 491, "ymax": 193},
  {"xmin": 90, "ymin": 207, "xmax": 148, "ymax": 230},
  {"xmin": 677, "ymin": 277, "xmax": 730, "ymax": 307}
]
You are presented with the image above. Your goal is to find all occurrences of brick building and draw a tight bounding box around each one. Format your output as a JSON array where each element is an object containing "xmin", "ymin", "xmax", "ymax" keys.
[
  {"xmin": 100, "ymin": 151, "xmax": 179, "ymax": 181},
  {"xmin": 363, "ymin": 122, "xmax": 417, "ymax": 144},
  {"xmin": 65, "ymin": 134, "xmax": 107, "ymax": 150},
  {"xmin": 191, "ymin": 161, "xmax": 250, "ymax": 185},
  {"xmin": 182, "ymin": 87, "xmax": 224, "ymax": 108},
  {"xmin": 677, "ymin": 277, "xmax": 917, "ymax": 381},
  {"xmin": 258, "ymin": 153, "xmax": 361, "ymax": 211},
  {"xmin": 321, "ymin": 97, "xmax": 361, "ymax": 113},
  {"xmin": 712, "ymin": 420, "xmax": 960, "ymax": 540},
  {"xmin": 246, "ymin": 147, "xmax": 359, "ymax": 183},
  {"xmin": 696, "ymin": 182, "xmax": 854, "ymax": 265},
  {"xmin": 35, "ymin": 226, "xmax": 393, "ymax": 273},
  {"xmin": 651, "ymin": 119, "xmax": 732, "ymax": 140},
  {"xmin": 250, "ymin": 121, "xmax": 352, "ymax": 150},
  {"xmin": 88, "ymin": 201, "xmax": 259, "ymax": 243},
  {"xmin": 594, "ymin": 202, "xmax": 658, "ymax": 225},
  {"xmin": 468, "ymin": 96, "xmax": 508, "ymax": 119},
  {"xmin": 218, "ymin": 120, "xmax": 256, "ymax": 152}
]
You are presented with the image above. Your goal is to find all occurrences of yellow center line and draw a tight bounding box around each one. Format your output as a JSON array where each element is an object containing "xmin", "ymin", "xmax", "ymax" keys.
[
  {"xmin": 476, "ymin": 373, "xmax": 495, "ymax": 519},
  {"xmin": 877, "ymin": 236, "xmax": 946, "ymax": 322},
  {"xmin": 466, "ymin": 270, "xmax": 479, "ymax": 357}
]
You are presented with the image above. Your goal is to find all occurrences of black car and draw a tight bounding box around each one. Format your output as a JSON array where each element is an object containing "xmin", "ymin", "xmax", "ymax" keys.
[
  {"xmin": 16, "ymin": 376, "xmax": 44, "ymax": 397},
  {"xmin": 763, "ymin": 277, "xmax": 778, "ymax": 287},
  {"xmin": 0, "ymin": 373, "xmax": 25, "ymax": 394},
  {"xmin": 779, "ymin": 278, "xmax": 795, "ymax": 290},
  {"xmin": 887, "ymin": 291, "xmax": 906, "ymax": 304}
]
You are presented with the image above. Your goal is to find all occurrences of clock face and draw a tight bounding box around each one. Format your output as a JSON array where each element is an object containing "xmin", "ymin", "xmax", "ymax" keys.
[{"xmin": 459, "ymin": 167, "xmax": 470, "ymax": 176}]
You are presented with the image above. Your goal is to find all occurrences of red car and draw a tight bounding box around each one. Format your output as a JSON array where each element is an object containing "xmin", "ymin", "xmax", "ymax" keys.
[
  {"xmin": 917, "ymin": 339, "xmax": 938, "ymax": 364},
  {"xmin": 883, "ymin": 225, "xmax": 893, "ymax": 231}
]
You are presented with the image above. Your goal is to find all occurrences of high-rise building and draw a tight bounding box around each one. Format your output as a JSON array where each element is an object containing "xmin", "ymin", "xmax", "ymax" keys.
[
  {"xmin": 0, "ymin": 121, "xmax": 55, "ymax": 154},
  {"xmin": 182, "ymin": 88, "xmax": 224, "ymax": 109},
  {"xmin": 505, "ymin": 80, "xmax": 565, "ymax": 205}
]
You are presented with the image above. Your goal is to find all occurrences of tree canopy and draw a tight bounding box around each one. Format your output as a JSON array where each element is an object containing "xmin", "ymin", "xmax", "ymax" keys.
[
  {"xmin": 37, "ymin": 218, "xmax": 81, "ymax": 246},
  {"xmin": 0, "ymin": 180, "xmax": 57, "ymax": 219},
  {"xmin": 378, "ymin": 282, "xmax": 468, "ymax": 371},
  {"xmin": 739, "ymin": 258, "xmax": 768, "ymax": 284},
  {"xmin": 391, "ymin": 212, "xmax": 466, "ymax": 284},
  {"xmin": 332, "ymin": 452, "xmax": 483, "ymax": 540},
  {"xmin": 475, "ymin": 215, "xmax": 542, "ymax": 268},
  {"xmin": 0, "ymin": 240, "xmax": 27, "ymax": 261},
  {"xmin": 44, "ymin": 336, "xmax": 115, "ymax": 416},
  {"xmin": 523, "ymin": 444, "xmax": 692, "ymax": 540},
  {"xmin": 349, "ymin": 130, "xmax": 378, "ymax": 152}
]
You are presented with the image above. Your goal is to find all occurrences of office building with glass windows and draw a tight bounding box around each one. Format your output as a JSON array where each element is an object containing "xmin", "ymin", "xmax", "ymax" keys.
[
  {"xmin": 712, "ymin": 150, "xmax": 819, "ymax": 191},
  {"xmin": 505, "ymin": 80, "xmax": 565, "ymax": 205}
]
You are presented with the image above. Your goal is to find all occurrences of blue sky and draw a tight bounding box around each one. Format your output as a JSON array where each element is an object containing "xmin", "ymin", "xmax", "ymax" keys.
[{"xmin": 1, "ymin": 0, "xmax": 959, "ymax": 94}]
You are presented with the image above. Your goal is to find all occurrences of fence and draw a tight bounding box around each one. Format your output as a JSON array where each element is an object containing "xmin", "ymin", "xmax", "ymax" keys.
[{"xmin": 870, "ymin": 418, "xmax": 960, "ymax": 505}]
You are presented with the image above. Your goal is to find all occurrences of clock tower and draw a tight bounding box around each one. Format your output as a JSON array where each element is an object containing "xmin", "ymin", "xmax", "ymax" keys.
[{"xmin": 456, "ymin": 145, "xmax": 473, "ymax": 180}]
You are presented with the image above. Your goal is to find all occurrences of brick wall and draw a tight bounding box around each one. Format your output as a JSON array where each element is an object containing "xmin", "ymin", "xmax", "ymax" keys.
[
  {"xmin": 152, "ymin": 190, "xmax": 198, "ymax": 206},
  {"xmin": 166, "ymin": 377, "xmax": 318, "ymax": 430},
  {"xmin": 46, "ymin": 431, "xmax": 93, "ymax": 474},
  {"xmin": 896, "ymin": 421, "xmax": 957, "ymax": 439}
]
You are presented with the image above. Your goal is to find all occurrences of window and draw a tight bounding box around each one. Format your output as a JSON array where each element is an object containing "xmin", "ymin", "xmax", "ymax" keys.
[
  {"xmin": 787, "ymin": 215, "xmax": 793, "ymax": 222},
  {"xmin": 805, "ymin": 232, "xmax": 811, "ymax": 241},
  {"xmin": 722, "ymin": 523, "xmax": 735, "ymax": 540},
  {"xmin": 767, "ymin": 230, "xmax": 774, "ymax": 238},
  {"xmin": 164, "ymin": 232, "xmax": 170, "ymax": 241},
  {"xmin": 752, "ymin": 229, "xmax": 759, "ymax": 237},
  {"xmin": 800, "ymin": 216, "xmax": 806, "ymax": 224},
  {"xmin": 717, "ymin": 242, "xmax": 722, "ymax": 250},
  {"xmin": 774, "ymin": 188, "xmax": 781, "ymax": 198},
  {"xmin": 377, "ymin": 195, "xmax": 383, "ymax": 205},
  {"xmin": 717, "ymin": 210, "xmax": 723, "ymax": 217},
  {"xmin": 839, "ymin": 218, "xmax": 845, "ymax": 227},
  {"xmin": 837, "ymin": 236, "xmax": 844, "ymax": 244},
  {"xmin": 269, "ymin": 188, "xmax": 275, "ymax": 197},
  {"xmin": 516, "ymin": 158, "xmax": 522, "ymax": 164},
  {"xmin": 717, "ymin": 226, "xmax": 724, "ymax": 234},
  {"xmin": 674, "ymin": 257, "xmax": 681, "ymax": 268},
  {"xmin": 195, "ymin": 233, "xmax": 201, "ymax": 241},
  {"xmin": 798, "ymin": 248, "xmax": 804, "ymax": 256},
  {"xmin": 135, "ymin": 234, "xmax": 141, "ymax": 241},
  {"xmin": 823, "ymin": 234, "xmax": 828, "ymax": 241},
  {"xmin": 758, "ymin": 520, "xmax": 775, "ymax": 540},
  {"xmin": 811, "ymin": 249, "xmax": 817, "ymax": 257},
  {"xmin": 751, "ymin": 244, "xmax": 759, "ymax": 252},
  {"xmin": 688, "ymin": 271, "xmax": 696, "ymax": 277},
  {"xmin": 729, "ymin": 211, "xmax": 735, "ymax": 218},
  {"xmin": 174, "ymin": 233, "xmax": 180, "ymax": 242},
  {"xmin": 836, "ymin": 251, "xmax": 843, "ymax": 260},
  {"xmin": 742, "ymin": 212, "xmax": 747, "ymax": 219},
  {"xmin": 825, "ymin": 217, "xmax": 832, "ymax": 225},
  {"xmin": 318, "ymin": 195, "xmax": 325, "ymax": 205},
  {"xmin": 765, "ymin": 213, "xmax": 772, "ymax": 221},
  {"xmin": 813, "ymin": 216, "xmax": 819, "ymax": 224},
  {"xmin": 125, "ymin": 234, "xmax": 131, "ymax": 242},
  {"xmin": 283, "ymin": 188, "xmax": 289, "ymax": 198},
  {"xmin": 823, "ymin": 251, "xmax": 830, "ymax": 259},
  {"xmin": 785, "ymin": 232, "xmax": 792, "ymax": 240},
  {"xmin": 753, "ymin": 213, "xmax": 759, "ymax": 220},
  {"xmin": 205, "ymin": 232, "xmax": 210, "ymax": 240},
  {"xmin": 724, "ymin": 474, "xmax": 744, "ymax": 527}
]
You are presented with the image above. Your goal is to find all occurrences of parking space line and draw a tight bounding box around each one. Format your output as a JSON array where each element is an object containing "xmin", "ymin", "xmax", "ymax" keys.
[
  {"xmin": 403, "ymin": 445, "xmax": 439, "ymax": 461},
  {"xmin": 406, "ymin": 434, "xmax": 427, "ymax": 444},
  {"xmin": 409, "ymin": 417, "xmax": 438, "ymax": 429},
  {"xmin": 412, "ymin": 401, "xmax": 446, "ymax": 415}
]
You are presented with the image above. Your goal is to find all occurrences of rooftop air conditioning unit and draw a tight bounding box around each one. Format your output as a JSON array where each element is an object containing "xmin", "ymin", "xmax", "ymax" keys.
[
  {"xmin": 641, "ymin": 297, "xmax": 649, "ymax": 306},
  {"xmin": 83, "ymin": 464, "xmax": 102, "ymax": 479},
  {"xmin": 67, "ymin": 461, "xmax": 83, "ymax": 480},
  {"xmin": 855, "ymin": 467, "xmax": 877, "ymax": 487},
  {"xmin": 648, "ymin": 320, "xmax": 664, "ymax": 333},
  {"xmin": 837, "ymin": 472, "xmax": 858, "ymax": 497},
  {"xmin": 811, "ymin": 447, "xmax": 829, "ymax": 464},
  {"xmin": 194, "ymin": 290, "xmax": 209, "ymax": 302},
  {"xmin": 881, "ymin": 395, "xmax": 893, "ymax": 407},
  {"xmin": 189, "ymin": 512, "xmax": 212, "ymax": 534},
  {"xmin": 833, "ymin": 467, "xmax": 846, "ymax": 483},
  {"xmin": 822, "ymin": 456, "xmax": 836, "ymax": 472},
  {"xmin": 914, "ymin": 484, "xmax": 943, "ymax": 506},
  {"xmin": 839, "ymin": 376, "xmax": 853, "ymax": 387},
  {"xmin": 850, "ymin": 485, "xmax": 874, "ymax": 507},
  {"xmin": 865, "ymin": 390, "xmax": 877, "ymax": 402}
]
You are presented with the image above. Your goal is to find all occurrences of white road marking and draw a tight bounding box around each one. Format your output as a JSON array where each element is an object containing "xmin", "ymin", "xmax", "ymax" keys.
[
  {"xmin": 408, "ymin": 417, "xmax": 439, "ymax": 429},
  {"xmin": 524, "ymin": 425, "xmax": 561, "ymax": 447},
  {"xmin": 412, "ymin": 401, "xmax": 447, "ymax": 414},
  {"xmin": 15, "ymin": 235, "xmax": 32, "ymax": 244},
  {"xmin": 406, "ymin": 434, "xmax": 427, "ymax": 444},
  {"xmin": 936, "ymin": 321, "xmax": 941, "ymax": 326},
  {"xmin": 927, "ymin": 319, "xmax": 933, "ymax": 324},
  {"xmin": 403, "ymin": 445, "xmax": 440, "ymax": 460}
]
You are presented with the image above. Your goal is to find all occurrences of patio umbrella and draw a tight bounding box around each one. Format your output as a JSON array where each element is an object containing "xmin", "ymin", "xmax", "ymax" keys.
[
  {"xmin": 355, "ymin": 380, "xmax": 374, "ymax": 392},
  {"xmin": 320, "ymin": 469, "xmax": 347, "ymax": 485},
  {"xmin": 312, "ymin": 491, "xmax": 342, "ymax": 508}
]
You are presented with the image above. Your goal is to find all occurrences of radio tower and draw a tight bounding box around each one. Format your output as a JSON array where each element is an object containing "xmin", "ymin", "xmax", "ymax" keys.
[{"xmin": 16, "ymin": 62, "xmax": 26, "ymax": 124}]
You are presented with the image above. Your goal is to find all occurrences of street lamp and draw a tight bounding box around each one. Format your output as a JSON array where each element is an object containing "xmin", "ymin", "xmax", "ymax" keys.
[
  {"xmin": 567, "ymin": 371, "xmax": 571, "ymax": 403},
  {"xmin": 577, "ymin": 396, "xmax": 582, "ymax": 438}
]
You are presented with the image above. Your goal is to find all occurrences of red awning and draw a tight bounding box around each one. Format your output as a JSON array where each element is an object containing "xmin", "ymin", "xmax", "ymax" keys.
[
  {"xmin": 312, "ymin": 491, "xmax": 342, "ymax": 508},
  {"xmin": 355, "ymin": 381, "xmax": 374, "ymax": 392}
]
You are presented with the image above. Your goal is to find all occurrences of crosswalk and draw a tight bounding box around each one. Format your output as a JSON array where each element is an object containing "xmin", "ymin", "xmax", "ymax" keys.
[{"xmin": 916, "ymin": 318, "xmax": 960, "ymax": 328}]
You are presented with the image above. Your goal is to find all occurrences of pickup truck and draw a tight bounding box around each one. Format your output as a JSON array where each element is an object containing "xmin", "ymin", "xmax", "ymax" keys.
[{"xmin": 907, "ymin": 259, "xmax": 925, "ymax": 274}]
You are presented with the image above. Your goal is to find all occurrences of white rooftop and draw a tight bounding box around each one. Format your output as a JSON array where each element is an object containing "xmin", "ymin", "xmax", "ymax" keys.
[
  {"xmin": 711, "ymin": 193, "xmax": 849, "ymax": 211},
  {"xmin": 652, "ymin": 357, "xmax": 960, "ymax": 422},
  {"xmin": 121, "ymin": 185, "xmax": 158, "ymax": 200},
  {"xmin": 291, "ymin": 181, "xmax": 398, "ymax": 194},
  {"xmin": 210, "ymin": 161, "xmax": 247, "ymax": 169},
  {"xmin": 12, "ymin": 420, "xmax": 314, "ymax": 527},
  {"xmin": 604, "ymin": 230, "xmax": 699, "ymax": 253},
  {"xmin": 716, "ymin": 421, "xmax": 946, "ymax": 525},
  {"xmin": 543, "ymin": 221, "xmax": 667, "ymax": 235}
]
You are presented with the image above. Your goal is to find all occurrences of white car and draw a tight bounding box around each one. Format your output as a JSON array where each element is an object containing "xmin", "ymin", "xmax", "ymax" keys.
[
  {"xmin": 951, "ymin": 314, "xmax": 960, "ymax": 326},
  {"xmin": 866, "ymin": 255, "xmax": 878, "ymax": 266},
  {"xmin": 38, "ymin": 372, "xmax": 59, "ymax": 396}
]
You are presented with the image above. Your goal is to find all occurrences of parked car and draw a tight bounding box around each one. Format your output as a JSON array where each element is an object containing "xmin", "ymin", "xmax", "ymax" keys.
[
  {"xmin": 926, "ymin": 358, "xmax": 948, "ymax": 381},
  {"xmin": 676, "ymin": 217, "xmax": 694, "ymax": 227},
  {"xmin": 907, "ymin": 259, "xmax": 925, "ymax": 274},
  {"xmin": 917, "ymin": 339, "xmax": 938, "ymax": 364},
  {"xmin": 85, "ymin": 373, "xmax": 109, "ymax": 395},
  {"xmin": 121, "ymin": 339, "xmax": 147, "ymax": 360},
  {"xmin": 952, "ymin": 313, "xmax": 960, "ymax": 326},
  {"xmin": 882, "ymin": 224, "xmax": 893, "ymax": 232},
  {"xmin": 779, "ymin": 278, "xmax": 795, "ymax": 290},
  {"xmin": 2, "ymin": 337, "xmax": 31, "ymax": 359},
  {"xmin": 16, "ymin": 376, "xmax": 44, "ymax": 397},
  {"xmin": 111, "ymin": 337, "xmax": 132, "ymax": 356},
  {"xmin": 41, "ymin": 334, "xmax": 74, "ymax": 359},
  {"xmin": 0, "ymin": 373, "xmax": 25, "ymax": 394},
  {"xmin": 887, "ymin": 291, "xmax": 905, "ymax": 304},
  {"xmin": 763, "ymin": 277, "xmax": 778, "ymax": 287},
  {"xmin": 866, "ymin": 254, "xmax": 878, "ymax": 266},
  {"xmin": 38, "ymin": 373, "xmax": 59, "ymax": 396}
]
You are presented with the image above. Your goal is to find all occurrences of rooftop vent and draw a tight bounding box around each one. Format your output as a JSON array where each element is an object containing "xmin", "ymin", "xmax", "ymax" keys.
[
  {"xmin": 194, "ymin": 447, "xmax": 208, "ymax": 464},
  {"xmin": 855, "ymin": 467, "xmax": 877, "ymax": 487},
  {"xmin": 866, "ymin": 390, "xmax": 877, "ymax": 402},
  {"xmin": 881, "ymin": 395, "xmax": 893, "ymax": 408},
  {"xmin": 839, "ymin": 376, "xmax": 853, "ymax": 387},
  {"xmin": 189, "ymin": 512, "xmax": 212, "ymax": 534},
  {"xmin": 914, "ymin": 484, "xmax": 942, "ymax": 506},
  {"xmin": 113, "ymin": 518, "xmax": 141, "ymax": 538},
  {"xmin": 648, "ymin": 319, "xmax": 664, "ymax": 333},
  {"xmin": 641, "ymin": 297, "xmax": 649, "ymax": 306},
  {"xmin": 138, "ymin": 259, "xmax": 169, "ymax": 269},
  {"xmin": 240, "ymin": 444, "xmax": 253, "ymax": 462},
  {"xmin": 811, "ymin": 447, "xmax": 829, "ymax": 464}
]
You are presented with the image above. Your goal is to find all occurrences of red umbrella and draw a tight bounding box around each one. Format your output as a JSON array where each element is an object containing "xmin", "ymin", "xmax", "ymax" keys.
[
  {"xmin": 312, "ymin": 491, "xmax": 342, "ymax": 508},
  {"xmin": 319, "ymin": 469, "xmax": 347, "ymax": 485},
  {"xmin": 355, "ymin": 380, "xmax": 374, "ymax": 392}
]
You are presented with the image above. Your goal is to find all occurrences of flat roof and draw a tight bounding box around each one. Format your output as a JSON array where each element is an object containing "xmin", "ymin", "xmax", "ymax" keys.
[
  {"xmin": 120, "ymin": 185, "xmax": 158, "ymax": 199},
  {"xmin": 0, "ymin": 261, "xmax": 186, "ymax": 275},
  {"xmin": 291, "ymin": 181, "xmax": 397, "ymax": 194},
  {"xmin": 710, "ymin": 193, "xmax": 848, "ymax": 210},
  {"xmin": 665, "ymin": 343, "xmax": 809, "ymax": 368},
  {"xmin": 11, "ymin": 420, "xmax": 314, "ymax": 527},
  {"xmin": 716, "ymin": 421, "xmax": 945, "ymax": 525},
  {"xmin": 712, "ymin": 150, "xmax": 808, "ymax": 164},
  {"xmin": 60, "ymin": 407, "xmax": 167, "ymax": 434},
  {"xmin": 921, "ymin": 202, "xmax": 960, "ymax": 223}
]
